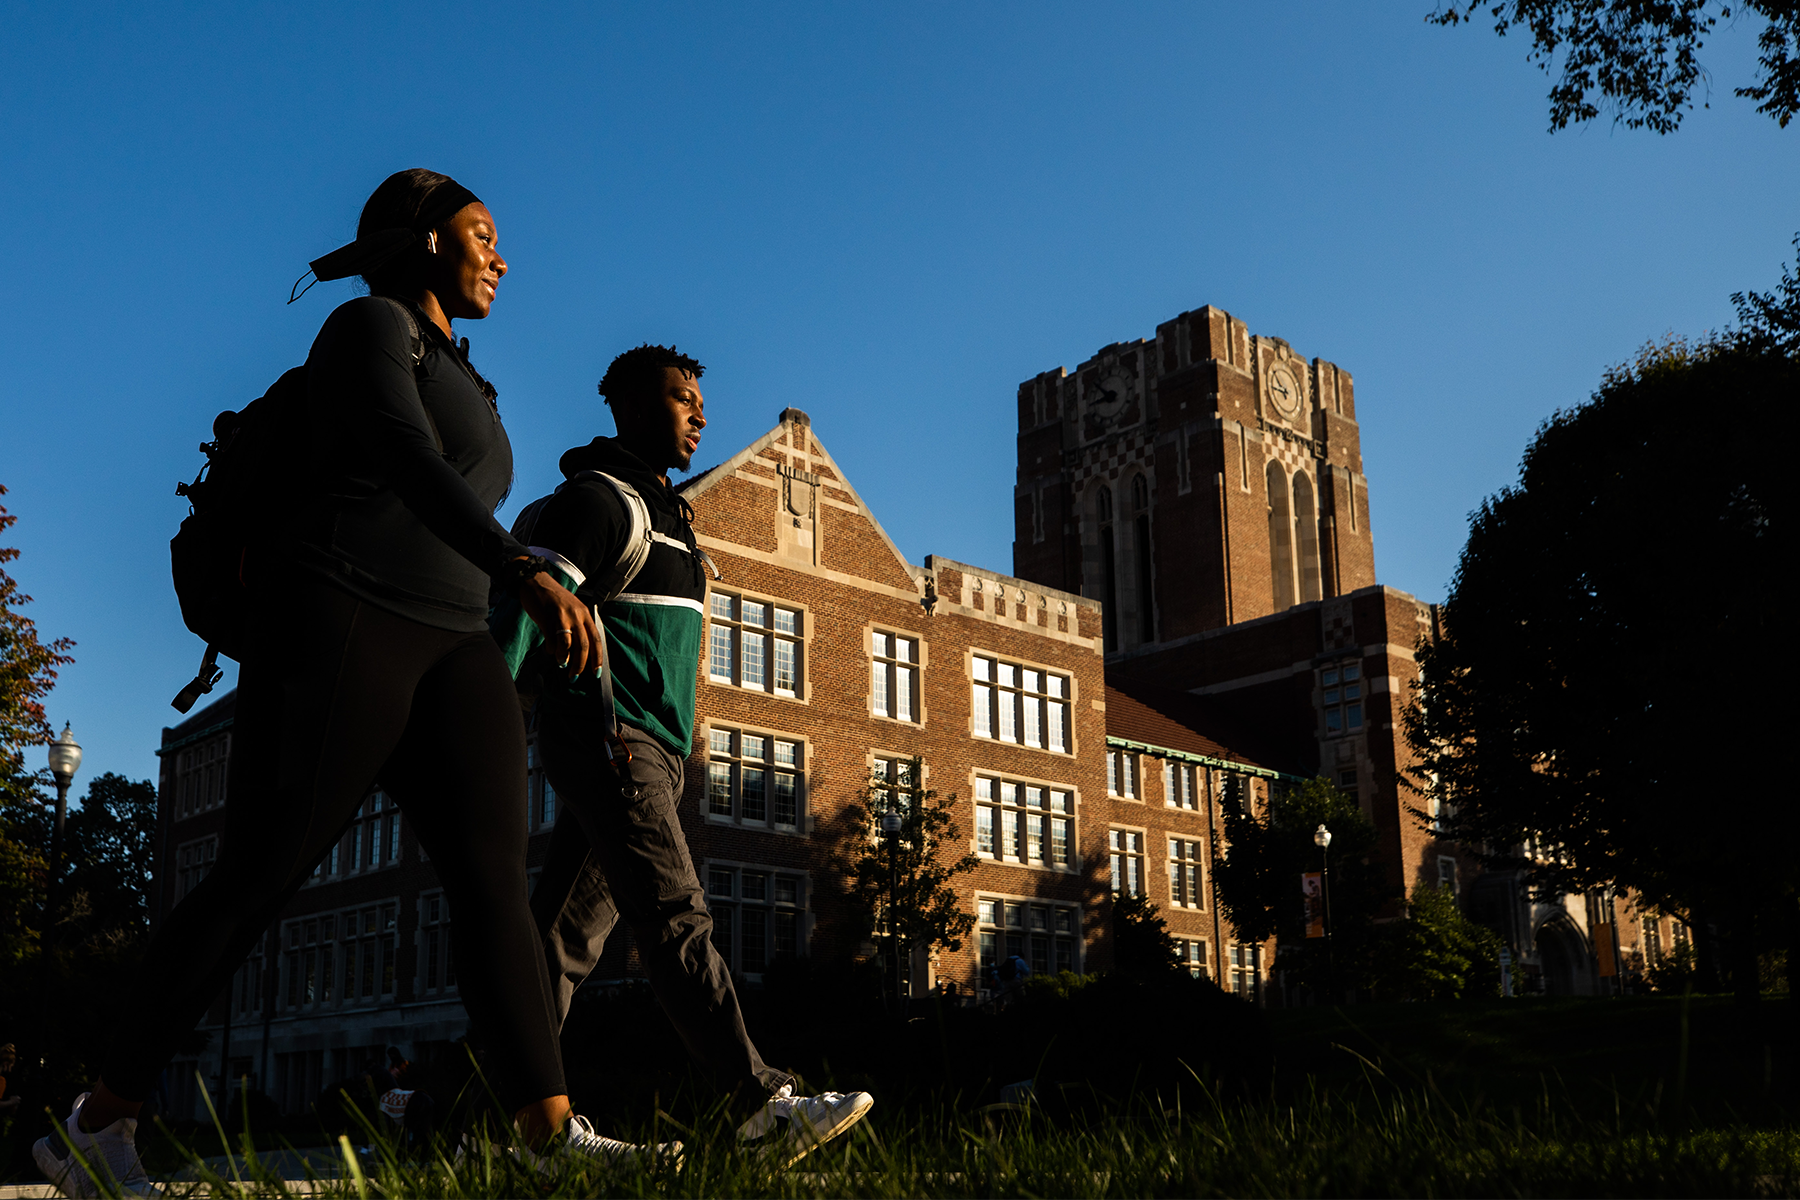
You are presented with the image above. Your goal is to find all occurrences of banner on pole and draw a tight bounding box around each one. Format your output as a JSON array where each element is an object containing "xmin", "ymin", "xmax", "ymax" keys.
[{"xmin": 1302, "ymin": 872, "xmax": 1324, "ymax": 938}]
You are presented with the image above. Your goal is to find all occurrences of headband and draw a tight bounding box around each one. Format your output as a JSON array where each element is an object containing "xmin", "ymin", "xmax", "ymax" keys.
[{"xmin": 289, "ymin": 180, "xmax": 483, "ymax": 302}]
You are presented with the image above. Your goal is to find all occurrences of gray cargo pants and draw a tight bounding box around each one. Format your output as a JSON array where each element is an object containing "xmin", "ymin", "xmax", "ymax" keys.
[{"xmin": 528, "ymin": 709, "xmax": 792, "ymax": 1110}]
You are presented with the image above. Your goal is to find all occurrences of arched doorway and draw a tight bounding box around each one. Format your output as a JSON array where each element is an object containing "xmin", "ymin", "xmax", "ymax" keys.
[{"xmin": 1536, "ymin": 915, "xmax": 1593, "ymax": 996}]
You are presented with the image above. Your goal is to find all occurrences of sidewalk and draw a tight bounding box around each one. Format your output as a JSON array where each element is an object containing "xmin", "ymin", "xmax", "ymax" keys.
[{"xmin": 2, "ymin": 1148, "xmax": 344, "ymax": 1197}]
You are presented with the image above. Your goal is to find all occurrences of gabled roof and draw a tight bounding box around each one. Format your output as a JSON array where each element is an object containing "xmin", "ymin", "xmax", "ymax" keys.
[
  {"xmin": 679, "ymin": 409, "xmax": 921, "ymax": 592},
  {"xmin": 1105, "ymin": 679, "xmax": 1304, "ymax": 779}
]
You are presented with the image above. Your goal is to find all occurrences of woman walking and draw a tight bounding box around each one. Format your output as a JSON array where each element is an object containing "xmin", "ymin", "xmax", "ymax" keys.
[{"xmin": 35, "ymin": 169, "xmax": 664, "ymax": 1197}]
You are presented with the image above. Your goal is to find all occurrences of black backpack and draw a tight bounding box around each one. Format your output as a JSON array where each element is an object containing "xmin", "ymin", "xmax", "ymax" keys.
[{"xmin": 168, "ymin": 298, "xmax": 425, "ymax": 712}]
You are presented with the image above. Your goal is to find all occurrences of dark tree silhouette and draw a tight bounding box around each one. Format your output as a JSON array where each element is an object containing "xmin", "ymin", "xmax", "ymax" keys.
[
  {"xmin": 1405, "ymin": 324, "xmax": 1795, "ymax": 1005},
  {"xmin": 1109, "ymin": 890, "xmax": 1181, "ymax": 979},
  {"xmin": 1430, "ymin": 1, "xmax": 1800, "ymax": 131}
]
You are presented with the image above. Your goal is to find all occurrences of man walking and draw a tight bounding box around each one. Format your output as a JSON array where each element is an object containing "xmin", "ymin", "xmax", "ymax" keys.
[{"xmin": 493, "ymin": 344, "xmax": 872, "ymax": 1167}]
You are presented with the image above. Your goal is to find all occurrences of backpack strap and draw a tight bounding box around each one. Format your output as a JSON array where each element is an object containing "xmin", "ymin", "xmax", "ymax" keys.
[
  {"xmin": 374, "ymin": 297, "xmax": 445, "ymax": 453},
  {"xmin": 373, "ymin": 296, "xmax": 427, "ymax": 367},
  {"xmin": 566, "ymin": 470, "xmax": 658, "ymax": 602}
]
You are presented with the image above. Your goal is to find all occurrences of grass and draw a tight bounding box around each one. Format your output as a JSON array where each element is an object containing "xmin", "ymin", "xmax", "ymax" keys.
[
  {"xmin": 120, "ymin": 1084, "xmax": 1800, "ymax": 1198},
  {"xmin": 41, "ymin": 990, "xmax": 1800, "ymax": 1197}
]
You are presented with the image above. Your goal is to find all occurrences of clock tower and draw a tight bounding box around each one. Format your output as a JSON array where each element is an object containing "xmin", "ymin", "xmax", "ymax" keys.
[
  {"xmin": 1012, "ymin": 303, "xmax": 1451, "ymax": 907},
  {"xmin": 1013, "ymin": 303, "xmax": 1376, "ymax": 645}
]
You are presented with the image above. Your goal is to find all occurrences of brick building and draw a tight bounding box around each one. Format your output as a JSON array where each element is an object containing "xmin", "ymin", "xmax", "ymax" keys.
[
  {"xmin": 150, "ymin": 405, "xmax": 1286, "ymax": 1118},
  {"xmin": 669, "ymin": 407, "xmax": 1283, "ymax": 994},
  {"xmin": 1010, "ymin": 302, "xmax": 1616, "ymax": 993}
]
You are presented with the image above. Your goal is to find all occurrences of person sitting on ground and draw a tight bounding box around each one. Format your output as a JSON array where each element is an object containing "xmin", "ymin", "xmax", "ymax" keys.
[{"xmin": 491, "ymin": 343, "xmax": 874, "ymax": 1169}]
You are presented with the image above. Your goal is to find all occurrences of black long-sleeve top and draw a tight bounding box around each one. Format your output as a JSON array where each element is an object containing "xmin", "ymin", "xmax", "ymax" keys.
[{"xmin": 287, "ymin": 296, "xmax": 528, "ymax": 631}]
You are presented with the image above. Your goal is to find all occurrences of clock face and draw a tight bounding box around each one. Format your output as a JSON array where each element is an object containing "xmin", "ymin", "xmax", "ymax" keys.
[
  {"xmin": 1091, "ymin": 371, "xmax": 1130, "ymax": 416},
  {"xmin": 1266, "ymin": 363, "xmax": 1303, "ymax": 419}
]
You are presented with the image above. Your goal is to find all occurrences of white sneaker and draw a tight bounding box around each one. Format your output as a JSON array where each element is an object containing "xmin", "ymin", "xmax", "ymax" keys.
[
  {"xmin": 520, "ymin": 1115, "xmax": 684, "ymax": 1175},
  {"xmin": 738, "ymin": 1085, "xmax": 874, "ymax": 1168},
  {"xmin": 32, "ymin": 1093, "xmax": 161, "ymax": 1199}
]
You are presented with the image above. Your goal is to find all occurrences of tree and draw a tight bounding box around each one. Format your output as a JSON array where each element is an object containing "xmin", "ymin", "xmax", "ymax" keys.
[
  {"xmin": 1369, "ymin": 885, "xmax": 1504, "ymax": 1001},
  {"xmin": 1404, "ymin": 320, "xmax": 1795, "ymax": 1006},
  {"xmin": 0, "ymin": 485, "xmax": 74, "ymax": 810},
  {"xmin": 1210, "ymin": 777, "xmax": 1389, "ymax": 994},
  {"xmin": 839, "ymin": 759, "xmax": 978, "ymax": 1001},
  {"xmin": 1733, "ymin": 231, "xmax": 1800, "ymax": 354},
  {"xmin": 0, "ymin": 485, "xmax": 74, "ymax": 964},
  {"xmin": 10, "ymin": 773, "xmax": 159, "ymax": 949},
  {"xmin": 1212, "ymin": 777, "xmax": 1387, "ymax": 943},
  {"xmin": 1110, "ymin": 890, "xmax": 1182, "ymax": 978},
  {"xmin": 1430, "ymin": 1, "xmax": 1800, "ymax": 131}
]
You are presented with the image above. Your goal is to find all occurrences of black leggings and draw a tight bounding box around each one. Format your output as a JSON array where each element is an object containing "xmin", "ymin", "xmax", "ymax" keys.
[{"xmin": 102, "ymin": 577, "xmax": 564, "ymax": 1110}]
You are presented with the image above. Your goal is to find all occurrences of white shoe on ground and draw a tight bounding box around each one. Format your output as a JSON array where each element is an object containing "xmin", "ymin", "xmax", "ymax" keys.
[
  {"xmin": 738, "ymin": 1085, "xmax": 874, "ymax": 1168},
  {"xmin": 32, "ymin": 1093, "xmax": 161, "ymax": 1199},
  {"xmin": 516, "ymin": 1115, "xmax": 684, "ymax": 1175}
]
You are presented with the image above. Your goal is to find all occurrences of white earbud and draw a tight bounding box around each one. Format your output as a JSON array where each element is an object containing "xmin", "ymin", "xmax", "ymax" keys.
[{"xmin": 426, "ymin": 231, "xmax": 439, "ymax": 254}]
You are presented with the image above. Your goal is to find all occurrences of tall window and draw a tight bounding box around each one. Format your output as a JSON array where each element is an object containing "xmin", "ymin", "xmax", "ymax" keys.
[
  {"xmin": 870, "ymin": 756, "xmax": 918, "ymax": 826},
  {"xmin": 1267, "ymin": 462, "xmax": 1296, "ymax": 612},
  {"xmin": 1097, "ymin": 486, "xmax": 1118, "ymax": 651},
  {"xmin": 706, "ymin": 865, "xmax": 806, "ymax": 976},
  {"xmin": 974, "ymin": 777, "xmax": 1074, "ymax": 869},
  {"xmin": 339, "ymin": 903, "xmax": 400, "ymax": 1004},
  {"xmin": 1643, "ymin": 917, "xmax": 1663, "ymax": 964},
  {"xmin": 972, "ymin": 656, "xmax": 1070, "ymax": 752},
  {"xmin": 1107, "ymin": 749, "xmax": 1139, "ymax": 798},
  {"xmin": 707, "ymin": 727, "xmax": 802, "ymax": 831},
  {"xmin": 1293, "ymin": 470, "xmax": 1321, "ymax": 603},
  {"xmin": 871, "ymin": 631, "xmax": 919, "ymax": 721},
  {"xmin": 176, "ymin": 837, "xmax": 217, "ymax": 899},
  {"xmin": 1163, "ymin": 760, "xmax": 1199, "ymax": 809},
  {"xmin": 283, "ymin": 916, "xmax": 333, "ymax": 1009},
  {"xmin": 176, "ymin": 735, "xmax": 229, "ymax": 820},
  {"xmin": 418, "ymin": 891, "xmax": 456, "ymax": 994},
  {"xmin": 1227, "ymin": 943, "xmax": 1257, "ymax": 998},
  {"xmin": 709, "ymin": 592, "xmax": 802, "ymax": 696},
  {"xmin": 1168, "ymin": 839, "xmax": 1204, "ymax": 909},
  {"xmin": 1336, "ymin": 768, "xmax": 1359, "ymax": 805},
  {"xmin": 1174, "ymin": 938, "xmax": 1209, "ymax": 979},
  {"xmin": 1222, "ymin": 772, "xmax": 1250, "ymax": 817},
  {"xmin": 1130, "ymin": 474, "xmax": 1154, "ymax": 643},
  {"xmin": 977, "ymin": 896, "xmax": 1078, "ymax": 978},
  {"xmin": 332, "ymin": 792, "xmax": 401, "ymax": 876},
  {"xmin": 1322, "ymin": 662, "xmax": 1363, "ymax": 735},
  {"xmin": 1109, "ymin": 829, "xmax": 1145, "ymax": 895}
]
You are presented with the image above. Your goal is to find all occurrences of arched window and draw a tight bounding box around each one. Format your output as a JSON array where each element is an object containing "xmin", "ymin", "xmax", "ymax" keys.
[
  {"xmin": 1266, "ymin": 462, "xmax": 1295, "ymax": 612},
  {"xmin": 1129, "ymin": 474, "xmax": 1154, "ymax": 643},
  {"xmin": 1292, "ymin": 470, "xmax": 1321, "ymax": 603},
  {"xmin": 1097, "ymin": 486, "xmax": 1118, "ymax": 651}
]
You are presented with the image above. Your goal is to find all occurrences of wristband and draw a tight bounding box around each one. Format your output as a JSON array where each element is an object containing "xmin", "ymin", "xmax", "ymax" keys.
[{"xmin": 500, "ymin": 554, "xmax": 553, "ymax": 590}]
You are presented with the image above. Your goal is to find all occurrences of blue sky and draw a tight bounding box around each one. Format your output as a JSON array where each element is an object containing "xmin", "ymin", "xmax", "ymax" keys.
[{"xmin": 3, "ymin": 3, "xmax": 1794, "ymax": 792}]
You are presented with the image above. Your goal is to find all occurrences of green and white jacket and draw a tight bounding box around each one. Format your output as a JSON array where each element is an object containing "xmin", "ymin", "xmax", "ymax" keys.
[{"xmin": 489, "ymin": 437, "xmax": 709, "ymax": 756}]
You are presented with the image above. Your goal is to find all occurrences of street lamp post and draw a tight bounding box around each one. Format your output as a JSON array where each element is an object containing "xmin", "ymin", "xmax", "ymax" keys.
[
  {"xmin": 1314, "ymin": 823, "xmax": 1335, "ymax": 1003},
  {"xmin": 880, "ymin": 810, "xmax": 903, "ymax": 1014},
  {"xmin": 45, "ymin": 722, "xmax": 83, "ymax": 931}
]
